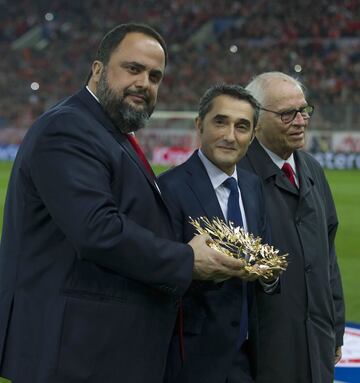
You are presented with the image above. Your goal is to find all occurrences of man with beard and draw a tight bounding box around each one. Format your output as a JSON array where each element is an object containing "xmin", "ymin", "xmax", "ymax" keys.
[{"xmin": 0, "ymin": 24, "xmax": 247, "ymax": 383}]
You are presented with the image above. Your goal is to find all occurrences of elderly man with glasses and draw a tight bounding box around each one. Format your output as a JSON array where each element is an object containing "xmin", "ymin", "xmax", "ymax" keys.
[{"xmin": 239, "ymin": 72, "xmax": 345, "ymax": 383}]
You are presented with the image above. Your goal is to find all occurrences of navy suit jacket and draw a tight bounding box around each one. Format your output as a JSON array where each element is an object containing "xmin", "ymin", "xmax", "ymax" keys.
[
  {"xmin": 0, "ymin": 88, "xmax": 194, "ymax": 383},
  {"xmin": 158, "ymin": 151, "xmax": 271, "ymax": 383}
]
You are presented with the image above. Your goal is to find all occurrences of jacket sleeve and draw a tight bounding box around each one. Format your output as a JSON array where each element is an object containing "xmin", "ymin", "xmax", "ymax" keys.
[
  {"xmin": 257, "ymin": 179, "xmax": 280, "ymax": 294},
  {"xmin": 305, "ymin": 156, "xmax": 345, "ymax": 347},
  {"xmin": 157, "ymin": 174, "xmax": 187, "ymax": 243},
  {"xmin": 30, "ymin": 112, "xmax": 194, "ymax": 296},
  {"xmin": 323, "ymin": 174, "xmax": 345, "ymax": 347}
]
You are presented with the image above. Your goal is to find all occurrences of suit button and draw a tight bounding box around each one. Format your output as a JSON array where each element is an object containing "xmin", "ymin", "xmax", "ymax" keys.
[
  {"xmin": 295, "ymin": 216, "xmax": 301, "ymax": 225},
  {"xmin": 305, "ymin": 265, "xmax": 311, "ymax": 272},
  {"xmin": 230, "ymin": 320, "xmax": 239, "ymax": 327}
]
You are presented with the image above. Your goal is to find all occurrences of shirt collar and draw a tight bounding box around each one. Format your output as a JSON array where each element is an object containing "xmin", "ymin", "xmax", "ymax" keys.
[
  {"xmin": 86, "ymin": 85, "xmax": 99, "ymax": 102},
  {"xmin": 198, "ymin": 149, "xmax": 238, "ymax": 189},
  {"xmin": 85, "ymin": 86, "xmax": 136, "ymax": 136},
  {"xmin": 259, "ymin": 141, "xmax": 297, "ymax": 174}
]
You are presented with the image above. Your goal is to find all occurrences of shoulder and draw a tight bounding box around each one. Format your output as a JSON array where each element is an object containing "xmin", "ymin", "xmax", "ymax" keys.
[
  {"xmin": 158, "ymin": 161, "xmax": 189, "ymax": 188},
  {"xmin": 32, "ymin": 96, "xmax": 98, "ymax": 141},
  {"xmin": 297, "ymin": 150, "xmax": 325, "ymax": 178},
  {"xmin": 158, "ymin": 152, "xmax": 198, "ymax": 185},
  {"xmin": 237, "ymin": 166, "xmax": 262, "ymax": 186},
  {"xmin": 297, "ymin": 149, "xmax": 321, "ymax": 168}
]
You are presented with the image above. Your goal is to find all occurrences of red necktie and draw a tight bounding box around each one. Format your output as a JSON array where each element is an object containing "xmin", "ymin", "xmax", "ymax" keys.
[
  {"xmin": 126, "ymin": 134, "xmax": 155, "ymax": 178},
  {"xmin": 282, "ymin": 162, "xmax": 297, "ymax": 188}
]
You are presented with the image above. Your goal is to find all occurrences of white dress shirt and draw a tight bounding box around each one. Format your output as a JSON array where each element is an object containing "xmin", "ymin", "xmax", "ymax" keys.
[{"xmin": 198, "ymin": 149, "xmax": 248, "ymax": 231}]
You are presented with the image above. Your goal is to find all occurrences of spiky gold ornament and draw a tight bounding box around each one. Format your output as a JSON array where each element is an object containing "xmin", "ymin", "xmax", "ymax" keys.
[{"xmin": 190, "ymin": 216, "xmax": 288, "ymax": 279}]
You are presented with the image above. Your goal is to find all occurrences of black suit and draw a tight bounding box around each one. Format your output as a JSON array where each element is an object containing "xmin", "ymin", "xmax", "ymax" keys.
[
  {"xmin": 158, "ymin": 151, "xmax": 272, "ymax": 383},
  {"xmin": 239, "ymin": 138, "xmax": 345, "ymax": 383},
  {"xmin": 0, "ymin": 88, "xmax": 194, "ymax": 383}
]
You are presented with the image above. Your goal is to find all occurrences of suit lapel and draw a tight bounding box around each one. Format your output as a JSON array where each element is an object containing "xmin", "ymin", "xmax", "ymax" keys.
[
  {"xmin": 295, "ymin": 151, "xmax": 314, "ymax": 199},
  {"xmin": 246, "ymin": 138, "xmax": 299, "ymax": 196},
  {"xmin": 184, "ymin": 152, "xmax": 225, "ymax": 221},
  {"xmin": 237, "ymin": 169, "xmax": 257, "ymax": 233},
  {"xmin": 75, "ymin": 87, "xmax": 159, "ymax": 192}
]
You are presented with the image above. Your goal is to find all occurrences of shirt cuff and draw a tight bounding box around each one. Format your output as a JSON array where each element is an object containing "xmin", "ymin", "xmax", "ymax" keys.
[{"xmin": 259, "ymin": 277, "xmax": 279, "ymax": 293}]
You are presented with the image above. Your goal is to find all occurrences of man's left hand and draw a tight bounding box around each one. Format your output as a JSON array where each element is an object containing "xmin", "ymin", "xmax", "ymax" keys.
[{"xmin": 335, "ymin": 346, "xmax": 342, "ymax": 365}]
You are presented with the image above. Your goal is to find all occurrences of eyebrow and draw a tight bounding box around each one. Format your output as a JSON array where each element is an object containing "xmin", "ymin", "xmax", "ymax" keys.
[
  {"xmin": 279, "ymin": 104, "xmax": 308, "ymax": 113},
  {"xmin": 213, "ymin": 114, "xmax": 251, "ymax": 126},
  {"xmin": 213, "ymin": 114, "xmax": 228, "ymax": 120},
  {"xmin": 121, "ymin": 61, "xmax": 164, "ymax": 79}
]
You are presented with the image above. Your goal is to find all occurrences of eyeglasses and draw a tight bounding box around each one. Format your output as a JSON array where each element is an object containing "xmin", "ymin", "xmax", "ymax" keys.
[{"xmin": 260, "ymin": 105, "xmax": 314, "ymax": 123}]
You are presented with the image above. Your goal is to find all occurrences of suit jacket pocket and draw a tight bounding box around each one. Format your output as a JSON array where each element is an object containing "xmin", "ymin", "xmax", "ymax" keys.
[
  {"xmin": 56, "ymin": 297, "xmax": 101, "ymax": 380},
  {"xmin": 0, "ymin": 292, "xmax": 14, "ymax": 368}
]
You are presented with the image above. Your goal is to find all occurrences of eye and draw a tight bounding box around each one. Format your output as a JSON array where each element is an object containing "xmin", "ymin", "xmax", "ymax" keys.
[
  {"xmin": 128, "ymin": 64, "xmax": 140, "ymax": 73},
  {"xmin": 282, "ymin": 110, "xmax": 296, "ymax": 119},
  {"xmin": 235, "ymin": 120, "xmax": 251, "ymax": 131},
  {"xmin": 123, "ymin": 63, "xmax": 142, "ymax": 74},
  {"xmin": 149, "ymin": 72, "xmax": 162, "ymax": 84},
  {"xmin": 214, "ymin": 117, "xmax": 226, "ymax": 125},
  {"xmin": 236, "ymin": 124, "xmax": 249, "ymax": 131}
]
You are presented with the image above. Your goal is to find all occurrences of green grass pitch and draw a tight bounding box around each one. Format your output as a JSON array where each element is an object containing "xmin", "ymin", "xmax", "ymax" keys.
[{"xmin": 0, "ymin": 161, "xmax": 359, "ymax": 322}]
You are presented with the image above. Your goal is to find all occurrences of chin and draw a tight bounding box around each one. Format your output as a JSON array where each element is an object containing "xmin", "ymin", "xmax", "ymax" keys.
[{"xmin": 128, "ymin": 103, "xmax": 145, "ymax": 111}]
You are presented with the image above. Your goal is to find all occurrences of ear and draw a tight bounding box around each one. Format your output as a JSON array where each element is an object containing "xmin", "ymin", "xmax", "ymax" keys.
[
  {"xmin": 250, "ymin": 130, "xmax": 255, "ymax": 144},
  {"xmin": 91, "ymin": 60, "xmax": 104, "ymax": 84},
  {"xmin": 195, "ymin": 116, "xmax": 203, "ymax": 134},
  {"xmin": 254, "ymin": 120, "xmax": 262, "ymax": 136}
]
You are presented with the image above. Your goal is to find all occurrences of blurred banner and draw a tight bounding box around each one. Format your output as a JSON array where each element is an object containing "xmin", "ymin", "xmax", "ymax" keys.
[
  {"xmin": 335, "ymin": 322, "xmax": 360, "ymax": 383},
  {"xmin": 2, "ymin": 128, "xmax": 360, "ymax": 169},
  {"xmin": 152, "ymin": 147, "xmax": 193, "ymax": 166}
]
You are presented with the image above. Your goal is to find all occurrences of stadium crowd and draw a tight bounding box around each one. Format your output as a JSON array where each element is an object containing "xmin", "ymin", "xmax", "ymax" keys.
[{"xmin": 0, "ymin": 0, "xmax": 359, "ymax": 133}]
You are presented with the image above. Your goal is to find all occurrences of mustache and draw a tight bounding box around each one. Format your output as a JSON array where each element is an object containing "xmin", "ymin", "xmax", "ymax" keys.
[
  {"xmin": 123, "ymin": 89, "xmax": 150, "ymax": 103},
  {"xmin": 217, "ymin": 140, "xmax": 237, "ymax": 150}
]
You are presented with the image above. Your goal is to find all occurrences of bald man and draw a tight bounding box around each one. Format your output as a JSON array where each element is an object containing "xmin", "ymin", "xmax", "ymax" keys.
[{"xmin": 239, "ymin": 72, "xmax": 345, "ymax": 383}]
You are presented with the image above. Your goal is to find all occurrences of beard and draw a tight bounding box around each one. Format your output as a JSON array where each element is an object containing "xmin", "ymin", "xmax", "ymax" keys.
[{"xmin": 96, "ymin": 70, "xmax": 154, "ymax": 134}]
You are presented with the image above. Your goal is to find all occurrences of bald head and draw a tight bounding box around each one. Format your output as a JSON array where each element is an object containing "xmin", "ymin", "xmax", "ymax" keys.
[
  {"xmin": 246, "ymin": 72, "xmax": 304, "ymax": 107},
  {"xmin": 245, "ymin": 72, "xmax": 311, "ymax": 160}
]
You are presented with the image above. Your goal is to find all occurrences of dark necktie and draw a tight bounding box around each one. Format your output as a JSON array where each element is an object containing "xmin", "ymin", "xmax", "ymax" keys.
[
  {"xmin": 223, "ymin": 177, "xmax": 248, "ymax": 347},
  {"xmin": 282, "ymin": 162, "xmax": 297, "ymax": 188},
  {"xmin": 223, "ymin": 177, "xmax": 243, "ymax": 228},
  {"xmin": 126, "ymin": 133, "xmax": 155, "ymax": 179}
]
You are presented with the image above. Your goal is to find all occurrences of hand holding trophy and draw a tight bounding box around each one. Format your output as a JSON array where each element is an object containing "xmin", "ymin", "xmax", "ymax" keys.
[{"xmin": 190, "ymin": 216, "xmax": 288, "ymax": 280}]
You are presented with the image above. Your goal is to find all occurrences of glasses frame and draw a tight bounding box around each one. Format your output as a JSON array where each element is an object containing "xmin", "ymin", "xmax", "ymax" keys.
[{"xmin": 260, "ymin": 105, "xmax": 315, "ymax": 123}]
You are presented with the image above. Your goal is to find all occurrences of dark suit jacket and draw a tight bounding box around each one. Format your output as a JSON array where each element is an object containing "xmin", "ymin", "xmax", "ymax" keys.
[
  {"xmin": 239, "ymin": 138, "xmax": 345, "ymax": 383},
  {"xmin": 0, "ymin": 88, "xmax": 194, "ymax": 383},
  {"xmin": 157, "ymin": 151, "xmax": 271, "ymax": 383}
]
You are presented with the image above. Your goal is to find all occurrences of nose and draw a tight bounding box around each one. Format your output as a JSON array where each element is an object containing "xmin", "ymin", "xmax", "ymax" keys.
[
  {"xmin": 134, "ymin": 72, "xmax": 150, "ymax": 89},
  {"xmin": 293, "ymin": 111, "xmax": 306, "ymax": 125},
  {"xmin": 224, "ymin": 125, "xmax": 236, "ymax": 141}
]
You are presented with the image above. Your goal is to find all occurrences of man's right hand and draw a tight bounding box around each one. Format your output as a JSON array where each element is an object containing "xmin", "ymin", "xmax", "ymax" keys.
[{"xmin": 188, "ymin": 234, "xmax": 251, "ymax": 281}]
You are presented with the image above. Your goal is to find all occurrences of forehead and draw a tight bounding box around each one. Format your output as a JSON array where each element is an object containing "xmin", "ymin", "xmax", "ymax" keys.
[
  {"xmin": 265, "ymin": 79, "xmax": 306, "ymax": 109},
  {"xmin": 206, "ymin": 95, "xmax": 254, "ymax": 120},
  {"xmin": 109, "ymin": 32, "xmax": 165, "ymax": 70}
]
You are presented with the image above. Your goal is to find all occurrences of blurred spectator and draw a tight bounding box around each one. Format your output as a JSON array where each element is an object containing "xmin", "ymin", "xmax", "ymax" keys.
[{"xmin": 0, "ymin": 0, "xmax": 359, "ymax": 131}]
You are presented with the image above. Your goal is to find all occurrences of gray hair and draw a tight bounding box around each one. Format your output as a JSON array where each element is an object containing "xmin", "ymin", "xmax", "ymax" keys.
[{"xmin": 245, "ymin": 72, "xmax": 304, "ymax": 106}]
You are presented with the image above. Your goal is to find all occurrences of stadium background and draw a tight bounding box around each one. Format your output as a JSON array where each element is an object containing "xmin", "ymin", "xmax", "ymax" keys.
[{"xmin": 0, "ymin": 1, "xmax": 359, "ymax": 381}]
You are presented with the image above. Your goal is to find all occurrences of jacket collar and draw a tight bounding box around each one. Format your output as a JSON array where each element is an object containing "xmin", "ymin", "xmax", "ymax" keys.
[
  {"xmin": 246, "ymin": 138, "xmax": 298, "ymax": 195},
  {"xmin": 183, "ymin": 151, "xmax": 225, "ymax": 221},
  {"xmin": 246, "ymin": 138, "xmax": 314, "ymax": 198},
  {"xmin": 75, "ymin": 87, "xmax": 158, "ymax": 190},
  {"xmin": 183, "ymin": 150, "xmax": 260, "ymax": 233}
]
